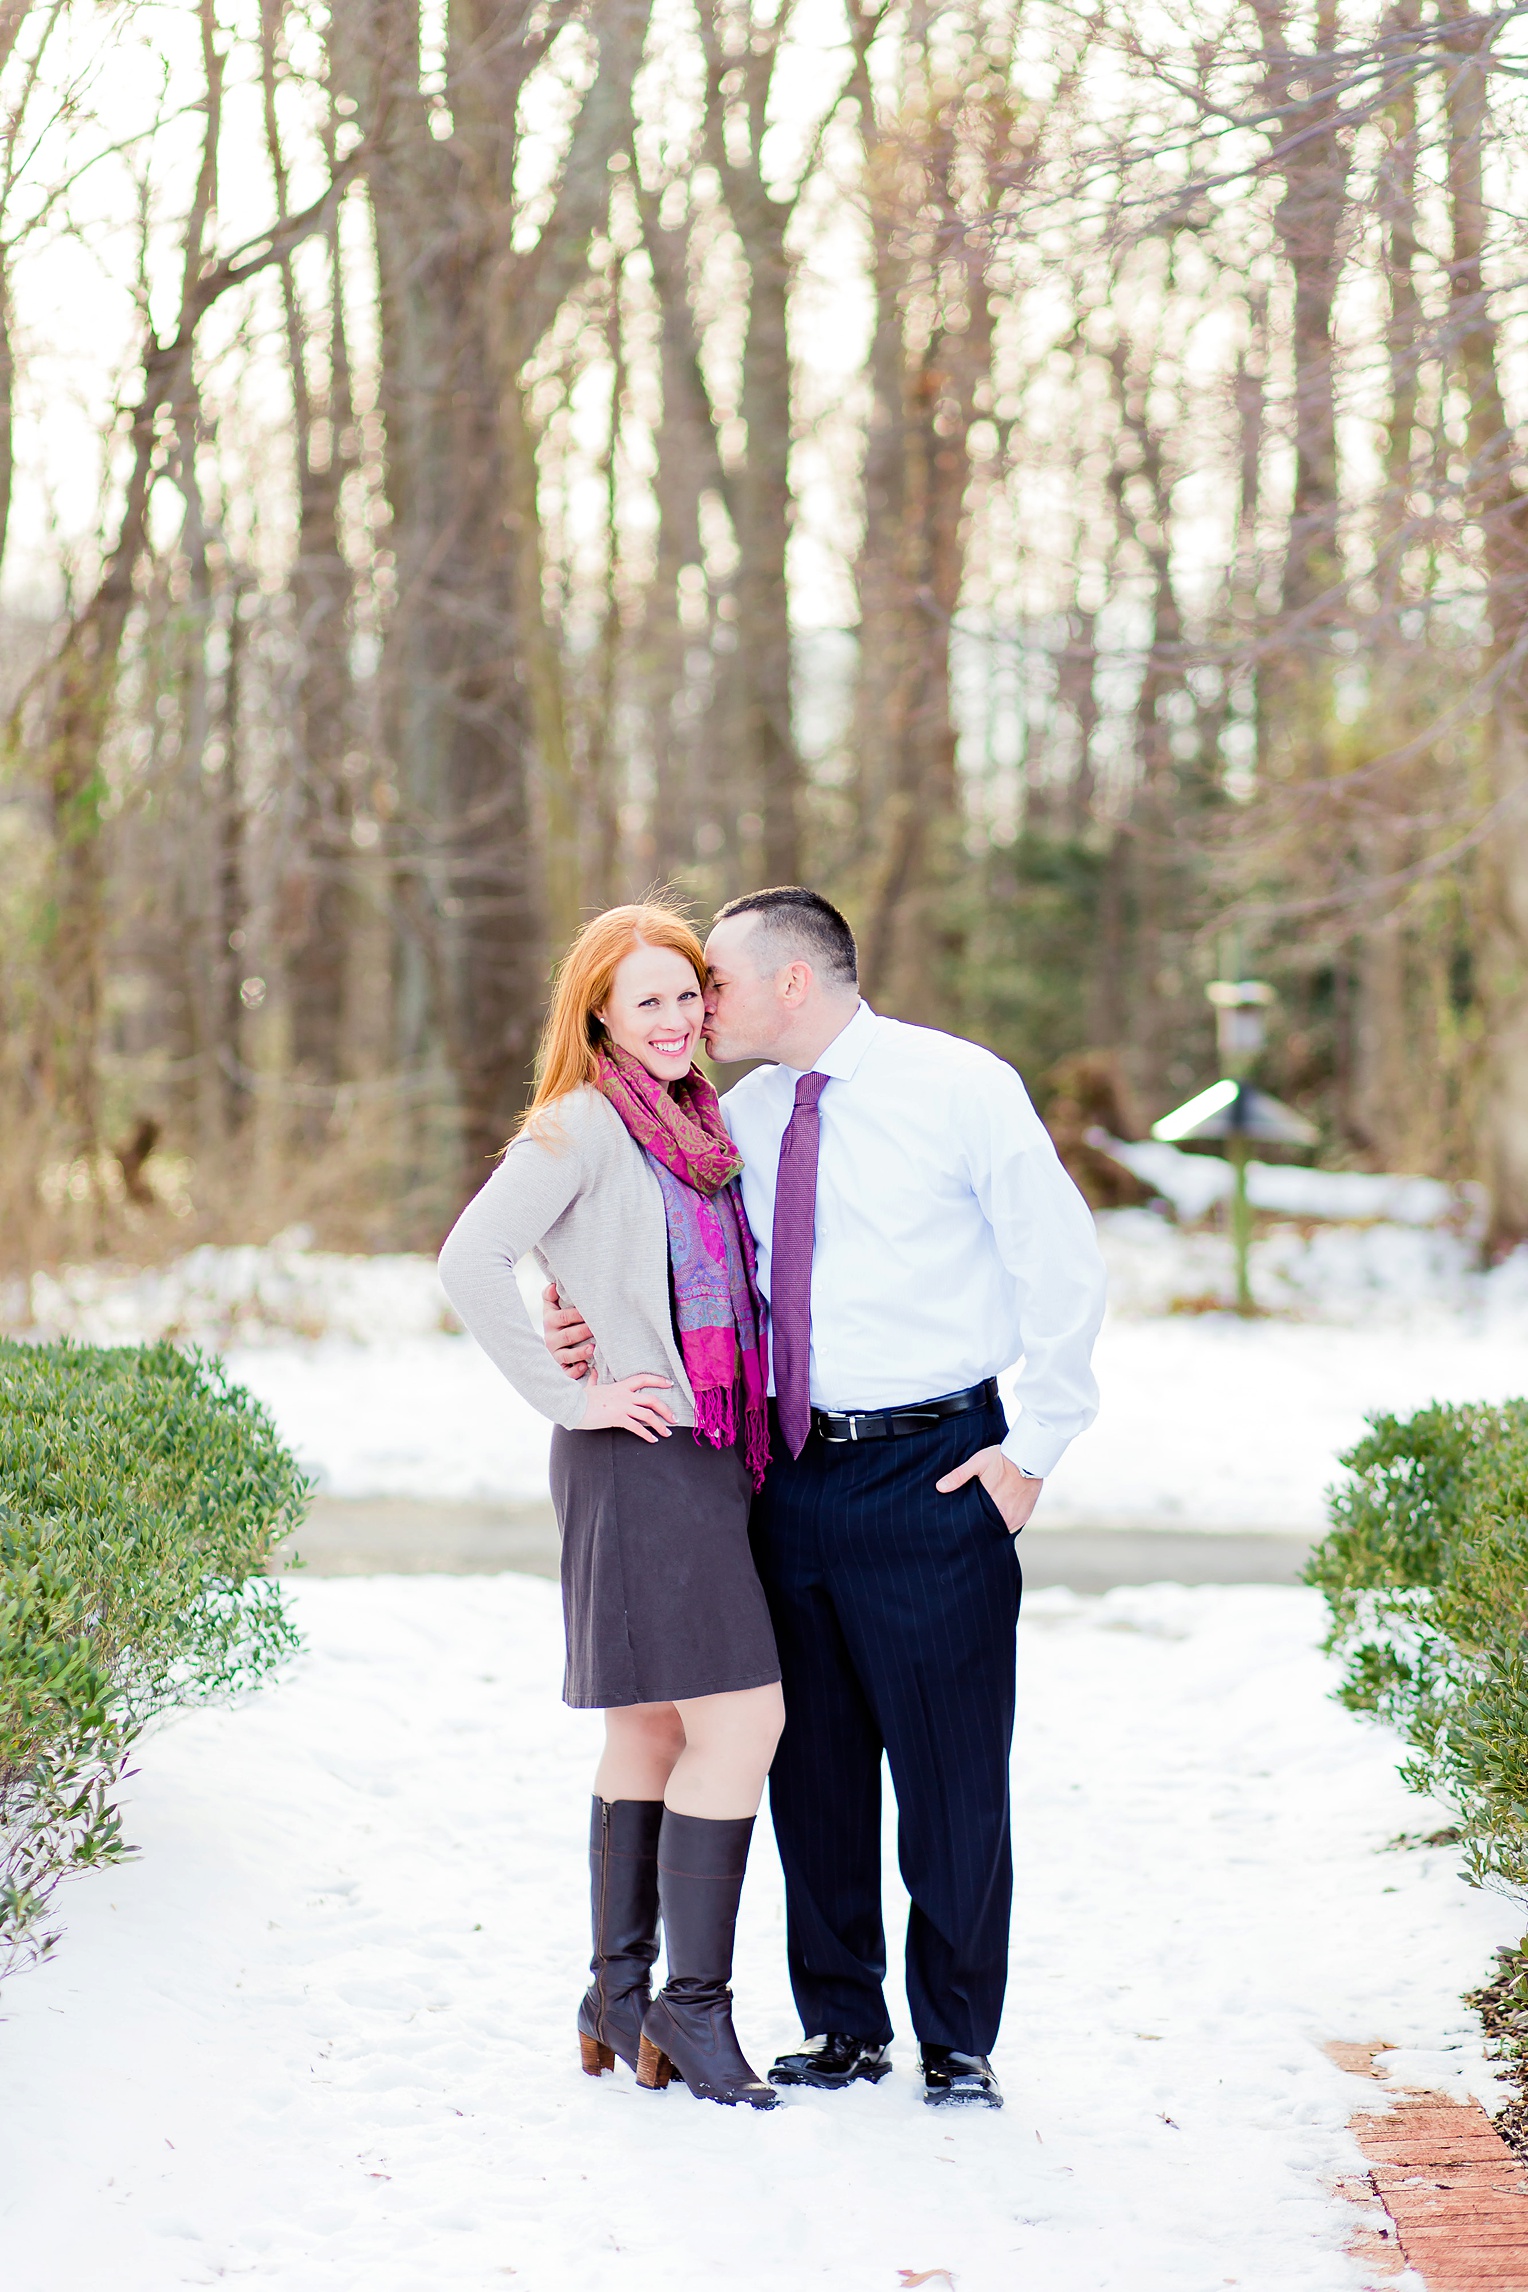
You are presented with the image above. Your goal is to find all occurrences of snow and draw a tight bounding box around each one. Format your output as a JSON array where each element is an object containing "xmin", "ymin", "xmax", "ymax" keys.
[
  {"xmin": 1041, "ymin": 1311, "xmax": 1528, "ymax": 1531},
  {"xmin": 222, "ymin": 1339, "xmax": 555, "ymax": 1507},
  {"xmin": 1104, "ymin": 1135, "xmax": 1479, "ymax": 1231},
  {"xmin": 11, "ymin": 1218, "xmax": 1528, "ymax": 1531},
  {"xmin": 14, "ymin": 1238, "xmax": 464, "ymax": 1350},
  {"xmin": 1093, "ymin": 1202, "xmax": 1528, "ymax": 1324},
  {"xmin": 7, "ymin": 1198, "xmax": 1522, "ymax": 2280},
  {"xmin": 0, "ymin": 1575, "xmax": 1510, "ymax": 2290}
]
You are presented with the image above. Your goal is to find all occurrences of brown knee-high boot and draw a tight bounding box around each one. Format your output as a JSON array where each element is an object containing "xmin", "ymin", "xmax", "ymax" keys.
[
  {"xmin": 577, "ymin": 1797, "xmax": 663, "ymax": 2075},
  {"xmin": 636, "ymin": 1810, "xmax": 778, "ymax": 2109}
]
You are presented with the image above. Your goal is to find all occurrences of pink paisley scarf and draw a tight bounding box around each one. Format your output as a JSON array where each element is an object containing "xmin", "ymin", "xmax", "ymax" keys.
[{"xmin": 593, "ymin": 1045, "xmax": 770, "ymax": 1489}]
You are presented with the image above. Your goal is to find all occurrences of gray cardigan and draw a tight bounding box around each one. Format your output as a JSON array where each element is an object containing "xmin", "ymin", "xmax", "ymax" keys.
[{"xmin": 436, "ymin": 1086, "xmax": 694, "ymax": 1429}]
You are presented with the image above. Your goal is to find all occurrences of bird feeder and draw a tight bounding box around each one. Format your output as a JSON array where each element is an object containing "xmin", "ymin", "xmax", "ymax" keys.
[{"xmin": 1150, "ymin": 982, "xmax": 1317, "ymax": 1314}]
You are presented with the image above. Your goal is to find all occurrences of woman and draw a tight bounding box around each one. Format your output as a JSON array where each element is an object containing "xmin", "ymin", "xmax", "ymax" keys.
[{"xmin": 437, "ymin": 903, "xmax": 783, "ymax": 2111}]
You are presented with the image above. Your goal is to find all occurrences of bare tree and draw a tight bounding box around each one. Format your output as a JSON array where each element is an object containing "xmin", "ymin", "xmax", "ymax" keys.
[
  {"xmin": 0, "ymin": 0, "xmax": 72, "ymax": 613},
  {"xmin": 8, "ymin": 0, "xmax": 1528, "ymax": 1265},
  {"xmin": 258, "ymin": 1, "xmax": 363, "ymax": 1103},
  {"xmin": 850, "ymin": 7, "xmax": 1030, "ymax": 1019},
  {"xmin": 696, "ymin": 0, "xmax": 843, "ymax": 886},
  {"xmin": 344, "ymin": 0, "xmax": 643, "ymax": 1193},
  {"xmin": 1440, "ymin": 0, "xmax": 1528, "ymax": 1241},
  {"xmin": 13, "ymin": 5, "xmax": 352, "ymax": 1169},
  {"xmin": 632, "ymin": 170, "xmax": 735, "ymax": 889}
]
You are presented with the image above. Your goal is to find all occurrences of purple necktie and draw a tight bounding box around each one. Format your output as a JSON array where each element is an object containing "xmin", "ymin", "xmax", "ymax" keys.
[{"xmin": 771, "ymin": 1070, "xmax": 828, "ymax": 1458}]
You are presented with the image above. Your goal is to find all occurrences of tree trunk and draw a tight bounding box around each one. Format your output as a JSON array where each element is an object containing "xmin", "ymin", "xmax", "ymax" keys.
[
  {"xmin": 217, "ymin": 584, "xmax": 251, "ymax": 1136},
  {"xmin": 852, "ymin": 21, "xmax": 1005, "ymax": 1018},
  {"xmin": 731, "ymin": 203, "xmax": 797, "ymax": 886},
  {"xmin": 1256, "ymin": 0, "xmax": 1350, "ymax": 628},
  {"xmin": 0, "ymin": 250, "xmax": 12, "ymax": 580},
  {"xmin": 1059, "ymin": 604, "xmax": 1100, "ymax": 838},
  {"xmin": 697, "ymin": 3, "xmax": 808, "ymax": 886},
  {"xmin": 849, "ymin": 54, "xmax": 912, "ymax": 883},
  {"xmin": 0, "ymin": 0, "xmax": 30, "ymax": 577},
  {"xmin": 350, "ymin": 0, "xmax": 637, "ymax": 1197},
  {"xmin": 635, "ymin": 190, "xmax": 729, "ymax": 887},
  {"xmin": 1345, "ymin": 6, "xmax": 1424, "ymax": 1166},
  {"xmin": 262, "ymin": 11, "xmax": 361, "ymax": 1098},
  {"xmin": 1104, "ymin": 322, "xmax": 1187, "ymax": 1088},
  {"xmin": 15, "ymin": 5, "xmax": 344, "ymax": 1164},
  {"xmin": 36, "ymin": 355, "xmax": 207, "ymax": 1160},
  {"xmin": 1440, "ymin": 0, "xmax": 1528, "ymax": 1241}
]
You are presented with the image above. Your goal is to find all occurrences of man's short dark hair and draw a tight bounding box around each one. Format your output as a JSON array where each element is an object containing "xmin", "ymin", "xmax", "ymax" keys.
[{"xmin": 713, "ymin": 886, "xmax": 859, "ymax": 988}]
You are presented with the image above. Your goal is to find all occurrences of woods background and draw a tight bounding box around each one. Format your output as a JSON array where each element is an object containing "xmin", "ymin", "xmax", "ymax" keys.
[{"xmin": 1, "ymin": 0, "xmax": 1526, "ymax": 1261}]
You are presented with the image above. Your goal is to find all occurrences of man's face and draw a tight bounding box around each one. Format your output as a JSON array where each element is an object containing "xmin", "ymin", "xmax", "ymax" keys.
[{"xmin": 702, "ymin": 916, "xmax": 785, "ymax": 1065}]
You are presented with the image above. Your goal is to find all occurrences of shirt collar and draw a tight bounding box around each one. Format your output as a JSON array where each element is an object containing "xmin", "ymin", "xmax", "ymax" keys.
[{"xmin": 786, "ymin": 999, "xmax": 878, "ymax": 1085}]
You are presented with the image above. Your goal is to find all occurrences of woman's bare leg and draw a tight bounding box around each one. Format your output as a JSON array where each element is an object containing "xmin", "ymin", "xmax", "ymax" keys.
[
  {"xmin": 663, "ymin": 1684, "xmax": 786, "ymax": 1819},
  {"xmin": 594, "ymin": 1701, "xmax": 686, "ymax": 1801},
  {"xmin": 594, "ymin": 1685, "xmax": 785, "ymax": 1814}
]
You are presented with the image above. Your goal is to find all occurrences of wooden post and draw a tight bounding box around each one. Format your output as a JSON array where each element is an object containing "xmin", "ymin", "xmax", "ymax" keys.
[{"xmin": 1230, "ymin": 1134, "xmax": 1254, "ymax": 1316}]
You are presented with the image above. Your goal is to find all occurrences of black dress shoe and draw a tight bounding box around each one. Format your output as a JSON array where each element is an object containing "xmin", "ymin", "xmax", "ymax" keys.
[
  {"xmin": 768, "ymin": 2033, "xmax": 894, "ymax": 2089},
  {"xmin": 920, "ymin": 2046, "xmax": 1003, "ymax": 2108}
]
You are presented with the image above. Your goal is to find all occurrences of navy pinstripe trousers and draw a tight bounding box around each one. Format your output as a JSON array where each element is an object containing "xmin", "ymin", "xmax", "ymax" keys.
[{"xmin": 749, "ymin": 1399, "xmax": 1022, "ymax": 2055}]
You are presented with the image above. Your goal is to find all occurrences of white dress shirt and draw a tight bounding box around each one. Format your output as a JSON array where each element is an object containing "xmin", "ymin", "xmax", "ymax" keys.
[{"xmin": 721, "ymin": 1001, "xmax": 1106, "ymax": 1479}]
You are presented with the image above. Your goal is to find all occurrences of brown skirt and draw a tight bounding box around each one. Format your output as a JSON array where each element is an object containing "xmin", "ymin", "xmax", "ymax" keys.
[{"xmin": 549, "ymin": 1423, "xmax": 781, "ymax": 1709}]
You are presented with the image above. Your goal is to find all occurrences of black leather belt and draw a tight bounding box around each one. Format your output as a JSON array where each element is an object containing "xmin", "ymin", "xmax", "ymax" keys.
[{"xmin": 811, "ymin": 1377, "xmax": 1000, "ymax": 1444}]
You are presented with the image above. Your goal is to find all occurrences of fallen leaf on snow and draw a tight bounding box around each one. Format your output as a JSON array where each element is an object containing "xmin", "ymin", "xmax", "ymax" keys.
[{"xmin": 898, "ymin": 2273, "xmax": 956, "ymax": 2288}]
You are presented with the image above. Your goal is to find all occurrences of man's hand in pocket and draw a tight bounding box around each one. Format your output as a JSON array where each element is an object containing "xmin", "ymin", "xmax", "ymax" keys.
[
  {"xmin": 542, "ymin": 1281, "xmax": 595, "ymax": 1380},
  {"xmin": 935, "ymin": 1445, "xmax": 1042, "ymax": 1535}
]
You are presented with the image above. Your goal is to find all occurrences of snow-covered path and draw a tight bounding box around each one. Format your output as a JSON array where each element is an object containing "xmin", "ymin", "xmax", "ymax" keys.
[{"xmin": 1, "ymin": 1576, "xmax": 1514, "ymax": 2291}]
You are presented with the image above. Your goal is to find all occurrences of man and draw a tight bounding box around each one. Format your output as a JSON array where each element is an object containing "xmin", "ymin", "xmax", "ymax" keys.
[{"xmin": 547, "ymin": 886, "xmax": 1106, "ymax": 2108}]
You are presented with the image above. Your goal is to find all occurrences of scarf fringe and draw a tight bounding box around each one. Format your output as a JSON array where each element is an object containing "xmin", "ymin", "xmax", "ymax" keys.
[
  {"xmin": 692, "ymin": 1382, "xmax": 739, "ymax": 1449},
  {"xmin": 692, "ymin": 1380, "xmax": 771, "ymax": 1493},
  {"xmin": 742, "ymin": 1405, "xmax": 771, "ymax": 1492}
]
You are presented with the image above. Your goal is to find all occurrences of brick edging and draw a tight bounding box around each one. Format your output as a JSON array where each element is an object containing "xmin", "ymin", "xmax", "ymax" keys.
[{"xmin": 1327, "ymin": 2040, "xmax": 1528, "ymax": 2289}]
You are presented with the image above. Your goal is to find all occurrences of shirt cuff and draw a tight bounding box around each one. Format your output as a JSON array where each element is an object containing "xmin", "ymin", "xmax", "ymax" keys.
[{"xmin": 1001, "ymin": 1421, "xmax": 1067, "ymax": 1479}]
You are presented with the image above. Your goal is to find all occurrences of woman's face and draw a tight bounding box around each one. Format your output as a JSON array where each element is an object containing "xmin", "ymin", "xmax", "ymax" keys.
[{"xmin": 598, "ymin": 942, "xmax": 704, "ymax": 1085}]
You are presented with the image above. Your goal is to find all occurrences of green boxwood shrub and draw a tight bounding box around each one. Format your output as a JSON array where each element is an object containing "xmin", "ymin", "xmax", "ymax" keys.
[
  {"xmin": 1308, "ymin": 1398, "xmax": 1528, "ymax": 1894},
  {"xmin": 1, "ymin": 1339, "xmax": 308, "ymax": 1978}
]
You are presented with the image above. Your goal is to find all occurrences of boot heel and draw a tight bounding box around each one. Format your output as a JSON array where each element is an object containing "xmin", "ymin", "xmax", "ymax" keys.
[
  {"xmin": 579, "ymin": 2033, "xmax": 615, "ymax": 2076},
  {"xmin": 636, "ymin": 2035, "xmax": 673, "ymax": 2090}
]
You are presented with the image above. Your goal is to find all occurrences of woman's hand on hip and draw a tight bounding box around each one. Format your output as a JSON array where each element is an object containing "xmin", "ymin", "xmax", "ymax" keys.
[{"xmin": 577, "ymin": 1367, "xmax": 677, "ymax": 1442}]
